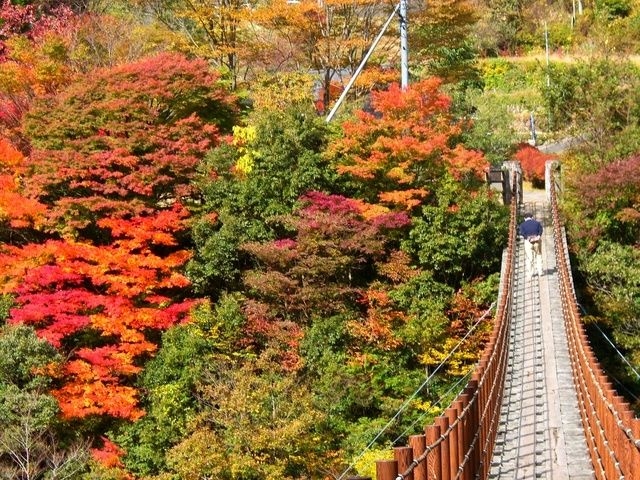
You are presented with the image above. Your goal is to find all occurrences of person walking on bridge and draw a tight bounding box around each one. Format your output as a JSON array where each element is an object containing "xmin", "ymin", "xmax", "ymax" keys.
[{"xmin": 519, "ymin": 213, "xmax": 543, "ymax": 278}]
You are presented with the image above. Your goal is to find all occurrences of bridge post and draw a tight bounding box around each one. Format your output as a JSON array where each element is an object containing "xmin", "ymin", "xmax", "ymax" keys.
[
  {"xmin": 425, "ymin": 425, "xmax": 441, "ymax": 480},
  {"xmin": 447, "ymin": 405, "xmax": 461, "ymax": 480},
  {"xmin": 376, "ymin": 459, "xmax": 397, "ymax": 480},
  {"xmin": 632, "ymin": 419, "xmax": 640, "ymax": 479},
  {"xmin": 409, "ymin": 435, "xmax": 427, "ymax": 480},
  {"xmin": 616, "ymin": 400, "xmax": 633, "ymax": 478},
  {"xmin": 435, "ymin": 416, "xmax": 451, "ymax": 480},
  {"xmin": 466, "ymin": 380, "xmax": 480, "ymax": 477},
  {"xmin": 474, "ymin": 366, "xmax": 488, "ymax": 479},
  {"xmin": 545, "ymin": 160, "xmax": 560, "ymax": 203},
  {"xmin": 394, "ymin": 446, "xmax": 414, "ymax": 480},
  {"xmin": 456, "ymin": 395, "xmax": 471, "ymax": 480},
  {"xmin": 502, "ymin": 161, "xmax": 522, "ymax": 205},
  {"xmin": 455, "ymin": 399, "xmax": 467, "ymax": 478}
]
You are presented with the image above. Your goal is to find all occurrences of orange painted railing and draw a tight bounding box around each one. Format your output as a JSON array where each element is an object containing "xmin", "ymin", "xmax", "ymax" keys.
[{"xmin": 549, "ymin": 167, "xmax": 640, "ymax": 480}]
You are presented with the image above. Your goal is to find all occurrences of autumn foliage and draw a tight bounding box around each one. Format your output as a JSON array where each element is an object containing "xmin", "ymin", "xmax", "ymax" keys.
[
  {"xmin": 330, "ymin": 79, "xmax": 488, "ymax": 209},
  {"xmin": 2, "ymin": 210, "xmax": 195, "ymax": 420},
  {"xmin": 0, "ymin": 53, "xmax": 236, "ymax": 424},
  {"xmin": 0, "ymin": 5, "xmax": 508, "ymax": 477},
  {"xmin": 566, "ymin": 154, "xmax": 640, "ymax": 247},
  {"xmin": 240, "ymin": 192, "xmax": 411, "ymax": 369},
  {"xmin": 514, "ymin": 143, "xmax": 556, "ymax": 188},
  {"xmin": 0, "ymin": 138, "xmax": 46, "ymax": 229}
]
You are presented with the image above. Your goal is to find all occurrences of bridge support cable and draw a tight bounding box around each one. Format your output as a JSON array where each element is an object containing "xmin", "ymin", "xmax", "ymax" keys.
[
  {"xmin": 336, "ymin": 302, "xmax": 495, "ymax": 480},
  {"xmin": 372, "ymin": 172, "xmax": 520, "ymax": 480},
  {"xmin": 550, "ymin": 167, "xmax": 640, "ymax": 480}
]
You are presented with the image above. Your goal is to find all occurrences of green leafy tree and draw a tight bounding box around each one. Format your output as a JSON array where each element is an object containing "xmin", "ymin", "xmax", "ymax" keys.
[
  {"xmin": 403, "ymin": 178, "xmax": 509, "ymax": 287},
  {"xmin": 474, "ymin": 0, "xmax": 525, "ymax": 54},
  {"xmin": 114, "ymin": 297, "xmax": 246, "ymax": 476},
  {"xmin": 544, "ymin": 58, "xmax": 640, "ymax": 167},
  {"xmin": 411, "ymin": 0, "xmax": 481, "ymax": 86},
  {"xmin": 162, "ymin": 356, "xmax": 329, "ymax": 480},
  {"xmin": 582, "ymin": 242, "xmax": 640, "ymax": 360},
  {"xmin": 188, "ymin": 104, "xmax": 338, "ymax": 295},
  {"xmin": 0, "ymin": 324, "xmax": 90, "ymax": 478}
]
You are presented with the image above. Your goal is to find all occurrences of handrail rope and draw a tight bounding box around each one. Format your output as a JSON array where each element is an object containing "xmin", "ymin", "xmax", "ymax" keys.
[
  {"xmin": 552, "ymin": 182, "xmax": 623, "ymax": 477},
  {"xmin": 394, "ymin": 381, "xmax": 481, "ymax": 480},
  {"xmin": 336, "ymin": 303, "xmax": 497, "ymax": 480},
  {"xmin": 549, "ymin": 174, "xmax": 608, "ymax": 479},
  {"xmin": 393, "ymin": 284, "xmax": 513, "ymax": 479},
  {"xmin": 571, "ymin": 329, "xmax": 620, "ymax": 477},
  {"xmin": 391, "ymin": 279, "xmax": 513, "ymax": 480},
  {"xmin": 567, "ymin": 278, "xmax": 640, "ymax": 447},
  {"xmin": 475, "ymin": 327, "xmax": 512, "ymax": 479},
  {"xmin": 450, "ymin": 310, "xmax": 513, "ymax": 480},
  {"xmin": 558, "ymin": 220, "xmax": 640, "ymax": 445},
  {"xmin": 562, "ymin": 286, "xmax": 619, "ymax": 478},
  {"xmin": 532, "ymin": 218, "xmax": 546, "ymax": 480},
  {"xmin": 550, "ymin": 174, "xmax": 640, "ymax": 455},
  {"xmin": 512, "ymin": 242, "xmax": 532, "ymax": 477},
  {"xmin": 394, "ymin": 171, "xmax": 520, "ymax": 480},
  {"xmin": 388, "ymin": 304, "xmax": 500, "ymax": 479},
  {"xmin": 562, "ymin": 296, "xmax": 604, "ymax": 478},
  {"xmin": 574, "ymin": 302, "xmax": 640, "ymax": 383}
]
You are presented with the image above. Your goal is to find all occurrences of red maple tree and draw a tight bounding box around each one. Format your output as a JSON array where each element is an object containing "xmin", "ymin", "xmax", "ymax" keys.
[{"xmin": 0, "ymin": 53, "xmax": 237, "ymax": 422}]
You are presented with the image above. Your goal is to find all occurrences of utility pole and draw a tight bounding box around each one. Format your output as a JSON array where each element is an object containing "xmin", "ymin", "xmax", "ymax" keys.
[
  {"xmin": 400, "ymin": 0, "xmax": 409, "ymax": 90},
  {"xmin": 545, "ymin": 22, "xmax": 550, "ymax": 87}
]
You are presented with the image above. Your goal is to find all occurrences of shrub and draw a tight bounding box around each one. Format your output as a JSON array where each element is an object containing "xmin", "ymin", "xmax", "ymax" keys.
[{"xmin": 514, "ymin": 144, "xmax": 556, "ymax": 188}]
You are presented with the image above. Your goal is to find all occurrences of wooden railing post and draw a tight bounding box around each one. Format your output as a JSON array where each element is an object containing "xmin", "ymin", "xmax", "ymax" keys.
[
  {"xmin": 436, "ymin": 416, "xmax": 450, "ymax": 480},
  {"xmin": 466, "ymin": 380, "xmax": 480, "ymax": 477},
  {"xmin": 458, "ymin": 394, "xmax": 473, "ymax": 480},
  {"xmin": 425, "ymin": 425, "xmax": 441, "ymax": 480},
  {"xmin": 395, "ymin": 446, "xmax": 414, "ymax": 480},
  {"xmin": 454, "ymin": 399, "xmax": 466, "ymax": 478},
  {"xmin": 445, "ymin": 406, "xmax": 458, "ymax": 480},
  {"xmin": 409, "ymin": 434, "xmax": 427, "ymax": 480},
  {"xmin": 376, "ymin": 459, "xmax": 397, "ymax": 480}
]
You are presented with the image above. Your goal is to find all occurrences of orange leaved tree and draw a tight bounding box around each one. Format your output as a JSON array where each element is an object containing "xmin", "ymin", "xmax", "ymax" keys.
[
  {"xmin": 328, "ymin": 78, "xmax": 489, "ymax": 210},
  {"xmin": 0, "ymin": 53, "xmax": 237, "ymax": 431}
]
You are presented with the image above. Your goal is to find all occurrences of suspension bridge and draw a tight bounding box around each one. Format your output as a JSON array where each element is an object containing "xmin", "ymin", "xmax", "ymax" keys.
[{"xmin": 360, "ymin": 162, "xmax": 640, "ymax": 480}]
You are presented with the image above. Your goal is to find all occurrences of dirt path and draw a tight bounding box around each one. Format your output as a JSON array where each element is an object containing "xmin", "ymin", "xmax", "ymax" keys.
[{"xmin": 523, "ymin": 187, "xmax": 547, "ymax": 204}]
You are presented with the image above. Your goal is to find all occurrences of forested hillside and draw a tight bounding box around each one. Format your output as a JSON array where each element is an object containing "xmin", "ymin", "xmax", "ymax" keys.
[{"xmin": 0, "ymin": 0, "xmax": 638, "ymax": 479}]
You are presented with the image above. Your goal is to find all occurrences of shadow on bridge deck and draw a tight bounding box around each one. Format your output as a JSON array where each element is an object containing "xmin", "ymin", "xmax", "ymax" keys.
[{"xmin": 489, "ymin": 195, "xmax": 595, "ymax": 480}]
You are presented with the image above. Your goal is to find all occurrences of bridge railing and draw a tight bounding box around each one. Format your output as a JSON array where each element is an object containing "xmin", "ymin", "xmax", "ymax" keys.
[
  {"xmin": 373, "ymin": 174, "xmax": 519, "ymax": 480},
  {"xmin": 549, "ymin": 165, "xmax": 640, "ymax": 480}
]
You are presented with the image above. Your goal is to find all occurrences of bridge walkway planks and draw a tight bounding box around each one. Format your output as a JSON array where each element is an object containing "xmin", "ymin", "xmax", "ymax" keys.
[{"xmin": 488, "ymin": 198, "xmax": 594, "ymax": 480}]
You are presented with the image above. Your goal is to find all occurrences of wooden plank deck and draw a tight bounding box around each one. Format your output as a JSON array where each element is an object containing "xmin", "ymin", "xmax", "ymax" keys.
[{"xmin": 489, "ymin": 196, "xmax": 594, "ymax": 480}]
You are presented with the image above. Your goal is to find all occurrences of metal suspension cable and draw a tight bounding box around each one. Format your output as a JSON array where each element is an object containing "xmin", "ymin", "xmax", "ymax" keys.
[
  {"xmin": 592, "ymin": 322, "xmax": 640, "ymax": 380},
  {"xmin": 336, "ymin": 302, "xmax": 496, "ymax": 480},
  {"xmin": 325, "ymin": 3, "xmax": 400, "ymax": 123},
  {"xmin": 575, "ymin": 303, "xmax": 640, "ymax": 381},
  {"xmin": 391, "ymin": 369, "xmax": 474, "ymax": 446}
]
